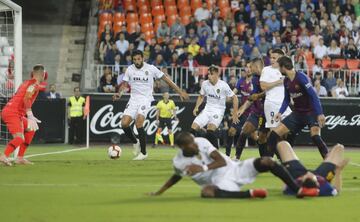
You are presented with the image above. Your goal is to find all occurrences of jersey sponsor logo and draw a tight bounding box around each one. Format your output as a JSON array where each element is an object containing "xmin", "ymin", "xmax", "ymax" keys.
[
  {"xmin": 145, "ymin": 71, "xmax": 149, "ymax": 75},
  {"xmin": 213, "ymin": 114, "xmax": 218, "ymax": 119},
  {"xmin": 133, "ymin": 76, "xmax": 149, "ymax": 82},
  {"xmin": 208, "ymin": 94, "xmax": 221, "ymax": 99},
  {"xmin": 90, "ymin": 104, "xmax": 185, "ymax": 136},
  {"xmin": 216, "ymin": 89, "xmax": 220, "ymax": 94}
]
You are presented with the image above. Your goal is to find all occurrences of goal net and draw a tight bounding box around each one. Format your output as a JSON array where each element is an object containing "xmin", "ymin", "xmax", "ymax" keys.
[{"xmin": 0, "ymin": 0, "xmax": 22, "ymax": 146}]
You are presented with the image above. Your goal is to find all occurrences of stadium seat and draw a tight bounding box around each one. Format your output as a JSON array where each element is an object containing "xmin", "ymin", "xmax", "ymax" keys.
[
  {"xmin": 141, "ymin": 23, "xmax": 154, "ymax": 32},
  {"xmin": 0, "ymin": 56, "xmax": 9, "ymax": 67},
  {"xmin": 321, "ymin": 58, "xmax": 330, "ymax": 67},
  {"xmin": 206, "ymin": 0, "xmax": 215, "ymax": 10},
  {"xmin": 0, "ymin": 37, "xmax": 9, "ymax": 47},
  {"xmin": 2, "ymin": 46, "xmax": 14, "ymax": 57},
  {"xmin": 218, "ymin": 0, "xmax": 229, "ymax": 8},
  {"xmin": 154, "ymin": 15, "xmax": 166, "ymax": 26},
  {"xmin": 220, "ymin": 7, "xmax": 231, "ymax": 18},
  {"xmin": 126, "ymin": 13, "xmax": 139, "ymax": 24},
  {"xmin": 127, "ymin": 22, "xmax": 138, "ymax": 34},
  {"xmin": 347, "ymin": 59, "xmax": 359, "ymax": 70},
  {"xmin": 151, "ymin": 0, "xmax": 163, "ymax": 8},
  {"xmin": 139, "ymin": 4, "xmax": 150, "ymax": 14},
  {"xmin": 113, "ymin": 22, "xmax": 123, "ymax": 34},
  {"xmin": 99, "ymin": 20, "xmax": 112, "ymax": 32},
  {"xmin": 144, "ymin": 30, "xmax": 155, "ymax": 43},
  {"xmin": 113, "ymin": 12, "xmax": 125, "ymax": 23},
  {"xmin": 99, "ymin": 12, "xmax": 113, "ymax": 24},
  {"xmin": 180, "ymin": 16, "xmax": 191, "ymax": 25},
  {"xmin": 221, "ymin": 56, "xmax": 232, "ymax": 67},
  {"xmin": 140, "ymin": 13, "xmax": 153, "ymax": 24},
  {"xmin": 179, "ymin": 6, "xmax": 192, "ymax": 17},
  {"xmin": 177, "ymin": 0, "xmax": 189, "ymax": 8},
  {"xmin": 137, "ymin": 0, "xmax": 150, "ymax": 8},
  {"xmin": 124, "ymin": 3, "xmax": 137, "ymax": 12},
  {"xmin": 191, "ymin": 0, "xmax": 202, "ymax": 11},
  {"xmin": 164, "ymin": 0, "xmax": 176, "ymax": 8},
  {"xmin": 334, "ymin": 59, "xmax": 346, "ymax": 68},
  {"xmin": 165, "ymin": 5, "xmax": 178, "ymax": 16},
  {"xmin": 152, "ymin": 5, "xmax": 165, "ymax": 16},
  {"xmin": 167, "ymin": 14, "xmax": 178, "ymax": 26}
]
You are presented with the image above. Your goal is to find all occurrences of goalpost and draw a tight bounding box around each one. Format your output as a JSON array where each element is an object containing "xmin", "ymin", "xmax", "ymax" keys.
[{"xmin": 0, "ymin": 0, "xmax": 22, "ymax": 147}]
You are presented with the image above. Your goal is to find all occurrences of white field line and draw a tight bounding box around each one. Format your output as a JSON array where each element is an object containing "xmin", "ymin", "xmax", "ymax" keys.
[
  {"xmin": 350, "ymin": 162, "xmax": 360, "ymax": 167},
  {"xmin": 0, "ymin": 183, "xmax": 358, "ymax": 192},
  {"xmin": 23, "ymin": 147, "xmax": 89, "ymax": 159}
]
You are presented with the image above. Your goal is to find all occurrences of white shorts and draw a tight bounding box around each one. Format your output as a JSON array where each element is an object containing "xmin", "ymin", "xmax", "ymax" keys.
[
  {"xmin": 193, "ymin": 108, "xmax": 224, "ymax": 128},
  {"xmin": 264, "ymin": 100, "xmax": 291, "ymax": 128},
  {"xmin": 123, "ymin": 99, "xmax": 152, "ymax": 120},
  {"xmin": 212, "ymin": 158, "xmax": 258, "ymax": 192}
]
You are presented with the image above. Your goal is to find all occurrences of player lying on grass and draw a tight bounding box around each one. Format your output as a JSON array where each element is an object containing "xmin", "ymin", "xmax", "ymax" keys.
[
  {"xmin": 277, "ymin": 141, "xmax": 349, "ymax": 196},
  {"xmin": 149, "ymin": 132, "xmax": 318, "ymax": 199}
]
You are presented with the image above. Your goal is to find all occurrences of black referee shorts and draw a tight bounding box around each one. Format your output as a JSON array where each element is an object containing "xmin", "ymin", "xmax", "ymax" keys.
[{"xmin": 159, "ymin": 117, "xmax": 172, "ymax": 129}]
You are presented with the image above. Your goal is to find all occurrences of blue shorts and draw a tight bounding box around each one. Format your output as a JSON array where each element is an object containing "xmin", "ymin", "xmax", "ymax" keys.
[
  {"xmin": 246, "ymin": 113, "xmax": 267, "ymax": 132},
  {"xmin": 283, "ymin": 160, "xmax": 336, "ymax": 182},
  {"xmin": 282, "ymin": 112, "xmax": 319, "ymax": 134}
]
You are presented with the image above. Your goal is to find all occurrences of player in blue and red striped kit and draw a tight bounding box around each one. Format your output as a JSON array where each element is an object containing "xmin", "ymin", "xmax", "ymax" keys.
[{"xmin": 267, "ymin": 56, "xmax": 329, "ymax": 159}]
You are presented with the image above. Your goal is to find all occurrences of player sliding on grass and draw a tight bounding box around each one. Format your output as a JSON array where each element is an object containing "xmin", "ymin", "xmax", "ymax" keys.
[
  {"xmin": 0, "ymin": 64, "xmax": 47, "ymax": 166},
  {"xmin": 277, "ymin": 141, "xmax": 349, "ymax": 196},
  {"xmin": 113, "ymin": 50, "xmax": 189, "ymax": 160},
  {"xmin": 149, "ymin": 132, "xmax": 318, "ymax": 199}
]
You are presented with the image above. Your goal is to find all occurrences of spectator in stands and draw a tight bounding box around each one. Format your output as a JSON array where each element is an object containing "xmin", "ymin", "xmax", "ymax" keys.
[
  {"xmin": 198, "ymin": 30, "xmax": 210, "ymax": 48},
  {"xmin": 194, "ymin": 2, "xmax": 211, "ymax": 22},
  {"xmin": 186, "ymin": 28, "xmax": 197, "ymax": 40},
  {"xmin": 249, "ymin": 47, "xmax": 262, "ymax": 60},
  {"xmin": 127, "ymin": 25, "xmax": 141, "ymax": 44},
  {"xmin": 314, "ymin": 37, "xmax": 327, "ymax": 59},
  {"xmin": 310, "ymin": 26, "xmax": 322, "ymax": 48},
  {"xmin": 257, "ymin": 36, "xmax": 271, "ymax": 56},
  {"xmin": 157, "ymin": 21, "xmax": 169, "ymax": 39},
  {"xmin": 312, "ymin": 59, "xmax": 324, "ymax": 77},
  {"xmin": 186, "ymin": 16, "xmax": 198, "ymax": 33},
  {"xmin": 100, "ymin": 24, "xmax": 113, "ymax": 42},
  {"xmin": 298, "ymin": 29, "xmax": 311, "ymax": 48},
  {"xmin": 197, "ymin": 20, "xmax": 212, "ymax": 38},
  {"xmin": 45, "ymin": 84, "xmax": 61, "ymax": 99},
  {"xmin": 100, "ymin": 72, "xmax": 116, "ymax": 93},
  {"xmin": 210, "ymin": 45, "xmax": 222, "ymax": 66},
  {"xmin": 294, "ymin": 54, "xmax": 308, "ymax": 71},
  {"xmin": 326, "ymin": 58, "xmax": 341, "ymax": 69},
  {"xmin": 152, "ymin": 54, "xmax": 167, "ymax": 67},
  {"xmin": 136, "ymin": 33, "xmax": 147, "ymax": 51},
  {"xmin": 170, "ymin": 17, "xmax": 186, "ymax": 39},
  {"xmin": 188, "ymin": 39, "xmax": 200, "ymax": 57},
  {"xmin": 332, "ymin": 78, "xmax": 349, "ymax": 98},
  {"xmin": 115, "ymin": 33, "xmax": 129, "ymax": 56},
  {"xmin": 287, "ymin": 34, "xmax": 299, "ymax": 56},
  {"xmin": 324, "ymin": 70, "xmax": 337, "ymax": 94},
  {"xmin": 182, "ymin": 53, "xmax": 199, "ymax": 92},
  {"xmin": 327, "ymin": 39, "xmax": 341, "ymax": 58},
  {"xmin": 266, "ymin": 14, "xmax": 280, "ymax": 33},
  {"xmin": 344, "ymin": 38, "xmax": 358, "ymax": 59},
  {"xmin": 313, "ymin": 72, "xmax": 324, "ymax": 84},
  {"xmin": 99, "ymin": 33, "xmax": 114, "ymax": 63},
  {"xmin": 234, "ymin": 2, "xmax": 250, "ymax": 23},
  {"xmin": 169, "ymin": 53, "xmax": 181, "ymax": 67},
  {"xmin": 262, "ymin": 3, "xmax": 275, "ymax": 20},
  {"xmin": 124, "ymin": 42, "xmax": 135, "ymax": 58},
  {"xmin": 227, "ymin": 55, "xmax": 242, "ymax": 68},
  {"xmin": 352, "ymin": 28, "xmax": 360, "ymax": 49},
  {"xmin": 228, "ymin": 75, "xmax": 237, "ymax": 90},
  {"xmin": 113, "ymin": 54, "xmax": 121, "ymax": 76},
  {"xmin": 150, "ymin": 44, "xmax": 164, "ymax": 62},
  {"xmin": 218, "ymin": 35, "xmax": 231, "ymax": 55},
  {"xmin": 195, "ymin": 47, "xmax": 210, "ymax": 66}
]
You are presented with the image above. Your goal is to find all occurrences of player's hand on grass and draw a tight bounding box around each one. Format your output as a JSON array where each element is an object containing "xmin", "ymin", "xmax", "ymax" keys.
[
  {"xmin": 185, "ymin": 164, "xmax": 204, "ymax": 176},
  {"xmin": 317, "ymin": 114, "xmax": 326, "ymax": 128},
  {"xmin": 274, "ymin": 113, "xmax": 282, "ymax": 122},
  {"xmin": 193, "ymin": 108, "xmax": 199, "ymax": 116}
]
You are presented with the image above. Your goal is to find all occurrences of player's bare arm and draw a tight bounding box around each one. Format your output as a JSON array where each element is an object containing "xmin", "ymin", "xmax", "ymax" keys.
[
  {"xmin": 113, "ymin": 81, "xmax": 129, "ymax": 101},
  {"xmin": 161, "ymin": 74, "xmax": 189, "ymax": 101},
  {"xmin": 231, "ymin": 95, "xmax": 239, "ymax": 124},
  {"xmin": 148, "ymin": 174, "xmax": 182, "ymax": 196},
  {"xmin": 248, "ymin": 92, "xmax": 265, "ymax": 102},
  {"xmin": 186, "ymin": 150, "xmax": 226, "ymax": 176},
  {"xmin": 193, "ymin": 94, "xmax": 204, "ymax": 116}
]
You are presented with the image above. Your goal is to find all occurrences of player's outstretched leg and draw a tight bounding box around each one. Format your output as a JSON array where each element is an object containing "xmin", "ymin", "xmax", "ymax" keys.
[
  {"xmin": 133, "ymin": 115, "xmax": 148, "ymax": 160},
  {"xmin": 225, "ymin": 127, "xmax": 236, "ymax": 156},
  {"xmin": 310, "ymin": 127, "xmax": 329, "ymax": 159},
  {"xmin": 121, "ymin": 115, "xmax": 140, "ymax": 156},
  {"xmin": 15, "ymin": 130, "xmax": 35, "ymax": 165},
  {"xmin": 201, "ymin": 185, "xmax": 267, "ymax": 199},
  {"xmin": 257, "ymin": 130, "xmax": 269, "ymax": 157}
]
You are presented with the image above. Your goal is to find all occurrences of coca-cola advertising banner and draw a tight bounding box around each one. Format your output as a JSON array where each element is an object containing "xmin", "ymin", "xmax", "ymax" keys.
[{"xmin": 89, "ymin": 96, "xmax": 360, "ymax": 146}]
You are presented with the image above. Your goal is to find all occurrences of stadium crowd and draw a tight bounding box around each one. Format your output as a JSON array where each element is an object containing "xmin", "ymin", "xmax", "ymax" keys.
[{"xmin": 97, "ymin": 0, "xmax": 360, "ymax": 97}]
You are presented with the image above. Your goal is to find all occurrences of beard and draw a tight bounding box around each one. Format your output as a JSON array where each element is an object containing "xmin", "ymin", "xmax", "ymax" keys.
[{"xmin": 134, "ymin": 62, "xmax": 143, "ymax": 69}]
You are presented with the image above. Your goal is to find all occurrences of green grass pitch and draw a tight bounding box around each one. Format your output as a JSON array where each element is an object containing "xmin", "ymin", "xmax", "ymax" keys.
[{"xmin": 0, "ymin": 144, "xmax": 359, "ymax": 222}]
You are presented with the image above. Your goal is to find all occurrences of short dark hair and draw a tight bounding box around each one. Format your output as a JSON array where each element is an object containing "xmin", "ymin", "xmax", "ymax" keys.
[
  {"xmin": 175, "ymin": 132, "xmax": 194, "ymax": 147},
  {"xmin": 251, "ymin": 57, "xmax": 264, "ymax": 65},
  {"xmin": 271, "ymin": 48, "xmax": 285, "ymax": 56},
  {"xmin": 131, "ymin": 50, "xmax": 143, "ymax": 59},
  {"xmin": 74, "ymin": 87, "xmax": 80, "ymax": 92},
  {"xmin": 302, "ymin": 177, "xmax": 319, "ymax": 188},
  {"xmin": 208, "ymin": 65, "xmax": 219, "ymax": 73},
  {"xmin": 33, "ymin": 64, "xmax": 44, "ymax": 72},
  {"xmin": 277, "ymin": 56, "xmax": 294, "ymax": 70}
]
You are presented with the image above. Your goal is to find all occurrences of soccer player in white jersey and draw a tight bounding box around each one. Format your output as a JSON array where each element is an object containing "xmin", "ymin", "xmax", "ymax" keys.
[
  {"xmin": 113, "ymin": 50, "xmax": 189, "ymax": 160},
  {"xmin": 148, "ymin": 132, "xmax": 318, "ymax": 198},
  {"xmin": 191, "ymin": 65, "xmax": 239, "ymax": 148},
  {"xmin": 260, "ymin": 49, "xmax": 292, "ymax": 130}
]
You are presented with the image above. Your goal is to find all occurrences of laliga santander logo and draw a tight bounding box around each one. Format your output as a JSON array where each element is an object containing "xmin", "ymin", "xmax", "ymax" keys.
[
  {"xmin": 90, "ymin": 104, "xmax": 185, "ymax": 135},
  {"xmin": 301, "ymin": 114, "xmax": 360, "ymax": 132}
]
